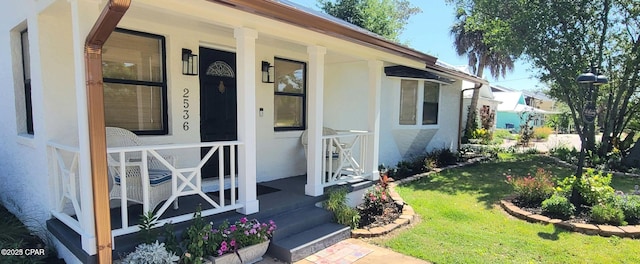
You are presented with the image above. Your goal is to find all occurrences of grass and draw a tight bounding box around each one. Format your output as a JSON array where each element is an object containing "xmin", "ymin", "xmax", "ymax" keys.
[{"xmin": 373, "ymin": 155, "xmax": 640, "ymax": 263}]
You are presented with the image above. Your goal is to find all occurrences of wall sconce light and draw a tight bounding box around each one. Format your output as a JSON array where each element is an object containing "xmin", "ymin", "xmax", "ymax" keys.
[
  {"xmin": 182, "ymin": 48, "xmax": 198, "ymax": 76},
  {"xmin": 261, "ymin": 61, "xmax": 274, "ymax": 83}
]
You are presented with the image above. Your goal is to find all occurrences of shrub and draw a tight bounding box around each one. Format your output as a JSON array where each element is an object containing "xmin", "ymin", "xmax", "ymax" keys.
[
  {"xmin": 578, "ymin": 169, "xmax": 615, "ymax": 206},
  {"xmin": 541, "ymin": 194, "xmax": 575, "ymax": 219},
  {"xmin": 324, "ymin": 188, "xmax": 360, "ymax": 229},
  {"xmin": 122, "ymin": 241, "xmax": 179, "ymax": 264},
  {"xmin": 591, "ymin": 202, "xmax": 626, "ymax": 226},
  {"xmin": 550, "ymin": 146, "xmax": 579, "ymax": 163},
  {"xmin": 426, "ymin": 148, "xmax": 459, "ymax": 168},
  {"xmin": 556, "ymin": 169, "xmax": 615, "ymax": 206},
  {"xmin": 533, "ymin": 126, "xmax": 553, "ymax": 140},
  {"xmin": 394, "ymin": 154, "xmax": 428, "ymax": 178},
  {"xmin": 471, "ymin": 128, "xmax": 491, "ymax": 143},
  {"xmin": 505, "ymin": 168, "xmax": 555, "ymax": 206},
  {"xmin": 619, "ymin": 195, "xmax": 640, "ymax": 224}
]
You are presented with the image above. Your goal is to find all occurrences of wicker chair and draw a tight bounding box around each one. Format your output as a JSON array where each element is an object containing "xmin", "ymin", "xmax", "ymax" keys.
[{"xmin": 106, "ymin": 127, "xmax": 177, "ymax": 211}]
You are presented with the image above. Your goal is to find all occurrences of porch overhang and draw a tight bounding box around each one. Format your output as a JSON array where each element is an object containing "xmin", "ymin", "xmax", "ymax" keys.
[
  {"xmin": 384, "ymin": 65, "xmax": 455, "ymax": 85},
  {"xmin": 207, "ymin": 0, "xmax": 438, "ymax": 66}
]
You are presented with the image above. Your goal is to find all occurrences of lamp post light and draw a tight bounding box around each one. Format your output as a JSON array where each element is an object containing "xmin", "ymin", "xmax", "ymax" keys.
[{"xmin": 572, "ymin": 67, "xmax": 607, "ymax": 204}]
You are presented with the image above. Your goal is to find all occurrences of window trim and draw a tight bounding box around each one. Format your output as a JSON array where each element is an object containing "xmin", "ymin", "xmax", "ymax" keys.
[
  {"xmin": 396, "ymin": 79, "xmax": 441, "ymax": 129},
  {"xmin": 273, "ymin": 57, "xmax": 307, "ymax": 132},
  {"xmin": 103, "ymin": 28, "xmax": 168, "ymax": 135}
]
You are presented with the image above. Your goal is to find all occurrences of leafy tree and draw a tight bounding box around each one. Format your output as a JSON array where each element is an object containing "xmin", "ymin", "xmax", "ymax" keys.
[
  {"xmin": 451, "ymin": 0, "xmax": 640, "ymax": 205},
  {"xmin": 317, "ymin": 0, "xmax": 420, "ymax": 42},
  {"xmin": 452, "ymin": 0, "xmax": 639, "ymax": 157},
  {"xmin": 447, "ymin": 2, "xmax": 517, "ymax": 141}
]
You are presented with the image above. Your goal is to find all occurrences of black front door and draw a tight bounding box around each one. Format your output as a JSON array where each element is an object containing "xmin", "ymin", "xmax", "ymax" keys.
[{"xmin": 200, "ymin": 47, "xmax": 237, "ymax": 178}]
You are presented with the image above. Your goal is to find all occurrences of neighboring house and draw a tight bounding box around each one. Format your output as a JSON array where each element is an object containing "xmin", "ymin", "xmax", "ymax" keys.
[
  {"xmin": 492, "ymin": 87, "xmax": 556, "ymax": 131},
  {"xmin": 460, "ymin": 81, "xmax": 500, "ymax": 132},
  {"xmin": 441, "ymin": 64, "xmax": 498, "ymax": 144},
  {"xmin": 0, "ymin": 0, "xmax": 485, "ymax": 262}
]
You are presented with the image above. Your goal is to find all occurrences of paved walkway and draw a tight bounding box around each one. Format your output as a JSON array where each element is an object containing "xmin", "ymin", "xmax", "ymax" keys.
[
  {"xmin": 501, "ymin": 133, "xmax": 582, "ymax": 152},
  {"xmin": 258, "ymin": 238, "xmax": 429, "ymax": 264}
]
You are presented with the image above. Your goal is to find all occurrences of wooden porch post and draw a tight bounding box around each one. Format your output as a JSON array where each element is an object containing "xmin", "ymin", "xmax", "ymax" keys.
[
  {"xmin": 305, "ymin": 46, "xmax": 326, "ymax": 196},
  {"xmin": 366, "ymin": 60, "xmax": 383, "ymax": 181},
  {"xmin": 234, "ymin": 27, "xmax": 259, "ymax": 214}
]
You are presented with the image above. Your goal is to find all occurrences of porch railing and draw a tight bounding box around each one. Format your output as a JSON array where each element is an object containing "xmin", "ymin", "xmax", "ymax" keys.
[
  {"xmin": 321, "ymin": 130, "xmax": 372, "ymax": 186},
  {"xmin": 48, "ymin": 141, "xmax": 246, "ymax": 244}
]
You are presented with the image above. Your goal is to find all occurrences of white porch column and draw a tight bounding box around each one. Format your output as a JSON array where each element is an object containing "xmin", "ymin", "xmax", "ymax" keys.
[
  {"xmin": 367, "ymin": 60, "xmax": 383, "ymax": 181},
  {"xmin": 305, "ymin": 46, "xmax": 327, "ymax": 196},
  {"xmin": 70, "ymin": 0, "xmax": 100, "ymax": 255},
  {"xmin": 234, "ymin": 27, "xmax": 259, "ymax": 214}
]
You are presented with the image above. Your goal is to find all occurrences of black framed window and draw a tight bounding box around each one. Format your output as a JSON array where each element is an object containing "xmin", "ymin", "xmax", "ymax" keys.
[
  {"xmin": 21, "ymin": 30, "xmax": 33, "ymax": 135},
  {"xmin": 274, "ymin": 58, "xmax": 306, "ymax": 131},
  {"xmin": 102, "ymin": 28, "xmax": 168, "ymax": 135}
]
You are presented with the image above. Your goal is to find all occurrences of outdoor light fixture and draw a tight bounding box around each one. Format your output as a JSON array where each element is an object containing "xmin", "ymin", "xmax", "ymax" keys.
[
  {"xmin": 261, "ymin": 61, "xmax": 274, "ymax": 83},
  {"xmin": 572, "ymin": 66, "xmax": 608, "ymax": 185},
  {"xmin": 182, "ymin": 48, "xmax": 198, "ymax": 76}
]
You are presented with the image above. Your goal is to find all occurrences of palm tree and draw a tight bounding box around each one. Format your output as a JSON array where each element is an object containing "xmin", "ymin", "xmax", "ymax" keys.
[{"xmin": 451, "ymin": 9, "xmax": 514, "ymax": 140}]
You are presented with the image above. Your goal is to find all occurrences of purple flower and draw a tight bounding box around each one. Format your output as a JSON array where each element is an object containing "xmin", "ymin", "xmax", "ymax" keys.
[
  {"xmin": 240, "ymin": 217, "xmax": 248, "ymax": 224},
  {"xmin": 230, "ymin": 240, "xmax": 236, "ymax": 247},
  {"xmin": 230, "ymin": 225, "xmax": 237, "ymax": 232},
  {"xmin": 220, "ymin": 241, "xmax": 228, "ymax": 251}
]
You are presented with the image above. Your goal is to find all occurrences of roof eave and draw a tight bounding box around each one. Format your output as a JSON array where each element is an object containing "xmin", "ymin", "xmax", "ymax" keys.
[{"xmin": 208, "ymin": 0, "xmax": 437, "ymax": 65}]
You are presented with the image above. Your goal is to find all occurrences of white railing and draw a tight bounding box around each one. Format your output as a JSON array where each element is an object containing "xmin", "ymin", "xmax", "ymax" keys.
[
  {"xmin": 48, "ymin": 142, "xmax": 84, "ymax": 234},
  {"xmin": 321, "ymin": 130, "xmax": 372, "ymax": 186},
  {"xmin": 49, "ymin": 141, "xmax": 246, "ymax": 240}
]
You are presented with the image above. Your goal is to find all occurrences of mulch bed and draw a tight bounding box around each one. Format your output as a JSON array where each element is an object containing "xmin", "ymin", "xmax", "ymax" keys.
[
  {"xmin": 510, "ymin": 198, "xmax": 596, "ymax": 225},
  {"xmin": 356, "ymin": 200, "xmax": 403, "ymax": 229}
]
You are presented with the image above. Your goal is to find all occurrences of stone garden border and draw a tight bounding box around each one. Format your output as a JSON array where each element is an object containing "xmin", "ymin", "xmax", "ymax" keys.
[
  {"xmin": 351, "ymin": 156, "xmax": 491, "ymax": 238},
  {"xmin": 500, "ymin": 199, "xmax": 640, "ymax": 238}
]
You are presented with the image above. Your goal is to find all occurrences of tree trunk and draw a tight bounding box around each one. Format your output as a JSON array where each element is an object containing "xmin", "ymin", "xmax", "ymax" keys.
[{"xmin": 464, "ymin": 59, "xmax": 486, "ymax": 137}]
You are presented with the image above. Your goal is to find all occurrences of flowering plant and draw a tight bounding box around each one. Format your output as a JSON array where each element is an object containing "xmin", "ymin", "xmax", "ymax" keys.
[
  {"xmin": 505, "ymin": 168, "xmax": 555, "ymax": 206},
  {"xmin": 182, "ymin": 206, "xmax": 276, "ymax": 264},
  {"xmin": 204, "ymin": 217, "xmax": 276, "ymax": 257},
  {"xmin": 363, "ymin": 184, "xmax": 389, "ymax": 214}
]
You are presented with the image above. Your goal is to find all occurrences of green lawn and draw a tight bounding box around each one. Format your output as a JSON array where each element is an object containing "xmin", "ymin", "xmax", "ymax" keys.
[{"xmin": 374, "ymin": 155, "xmax": 640, "ymax": 264}]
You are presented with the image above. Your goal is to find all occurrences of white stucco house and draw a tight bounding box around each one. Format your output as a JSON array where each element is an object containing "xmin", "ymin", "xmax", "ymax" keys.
[{"xmin": 0, "ymin": 0, "xmax": 485, "ymax": 262}]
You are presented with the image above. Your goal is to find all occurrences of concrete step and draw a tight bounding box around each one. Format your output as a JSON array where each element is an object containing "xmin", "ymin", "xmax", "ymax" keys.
[
  {"xmin": 267, "ymin": 223, "xmax": 351, "ymax": 263},
  {"xmin": 262, "ymin": 206, "xmax": 333, "ymax": 241}
]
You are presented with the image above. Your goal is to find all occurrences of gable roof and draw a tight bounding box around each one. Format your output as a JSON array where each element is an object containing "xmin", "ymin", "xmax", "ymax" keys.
[
  {"xmin": 493, "ymin": 92, "xmax": 525, "ymax": 111},
  {"xmin": 209, "ymin": 0, "xmax": 488, "ymax": 85}
]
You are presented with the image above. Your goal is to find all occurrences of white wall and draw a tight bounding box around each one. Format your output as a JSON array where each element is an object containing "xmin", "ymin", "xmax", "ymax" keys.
[{"xmin": 378, "ymin": 77, "xmax": 463, "ymax": 167}]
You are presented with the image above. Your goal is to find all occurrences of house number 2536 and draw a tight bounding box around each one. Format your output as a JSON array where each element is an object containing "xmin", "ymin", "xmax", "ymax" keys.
[{"xmin": 183, "ymin": 88, "xmax": 190, "ymax": 131}]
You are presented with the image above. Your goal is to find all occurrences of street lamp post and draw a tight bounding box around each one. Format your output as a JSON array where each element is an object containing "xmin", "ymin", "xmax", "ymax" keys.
[{"xmin": 571, "ymin": 67, "xmax": 607, "ymax": 205}]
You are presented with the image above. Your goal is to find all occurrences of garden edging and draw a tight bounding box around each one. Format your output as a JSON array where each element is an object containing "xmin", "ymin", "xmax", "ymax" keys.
[
  {"xmin": 500, "ymin": 199, "xmax": 640, "ymax": 238},
  {"xmin": 351, "ymin": 156, "xmax": 491, "ymax": 238}
]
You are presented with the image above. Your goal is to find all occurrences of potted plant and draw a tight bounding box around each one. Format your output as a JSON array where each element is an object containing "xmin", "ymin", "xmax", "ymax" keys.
[{"xmin": 182, "ymin": 213, "xmax": 276, "ymax": 264}]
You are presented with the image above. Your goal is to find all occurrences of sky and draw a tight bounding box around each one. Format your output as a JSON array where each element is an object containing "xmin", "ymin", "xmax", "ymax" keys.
[{"xmin": 289, "ymin": 0, "xmax": 544, "ymax": 91}]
